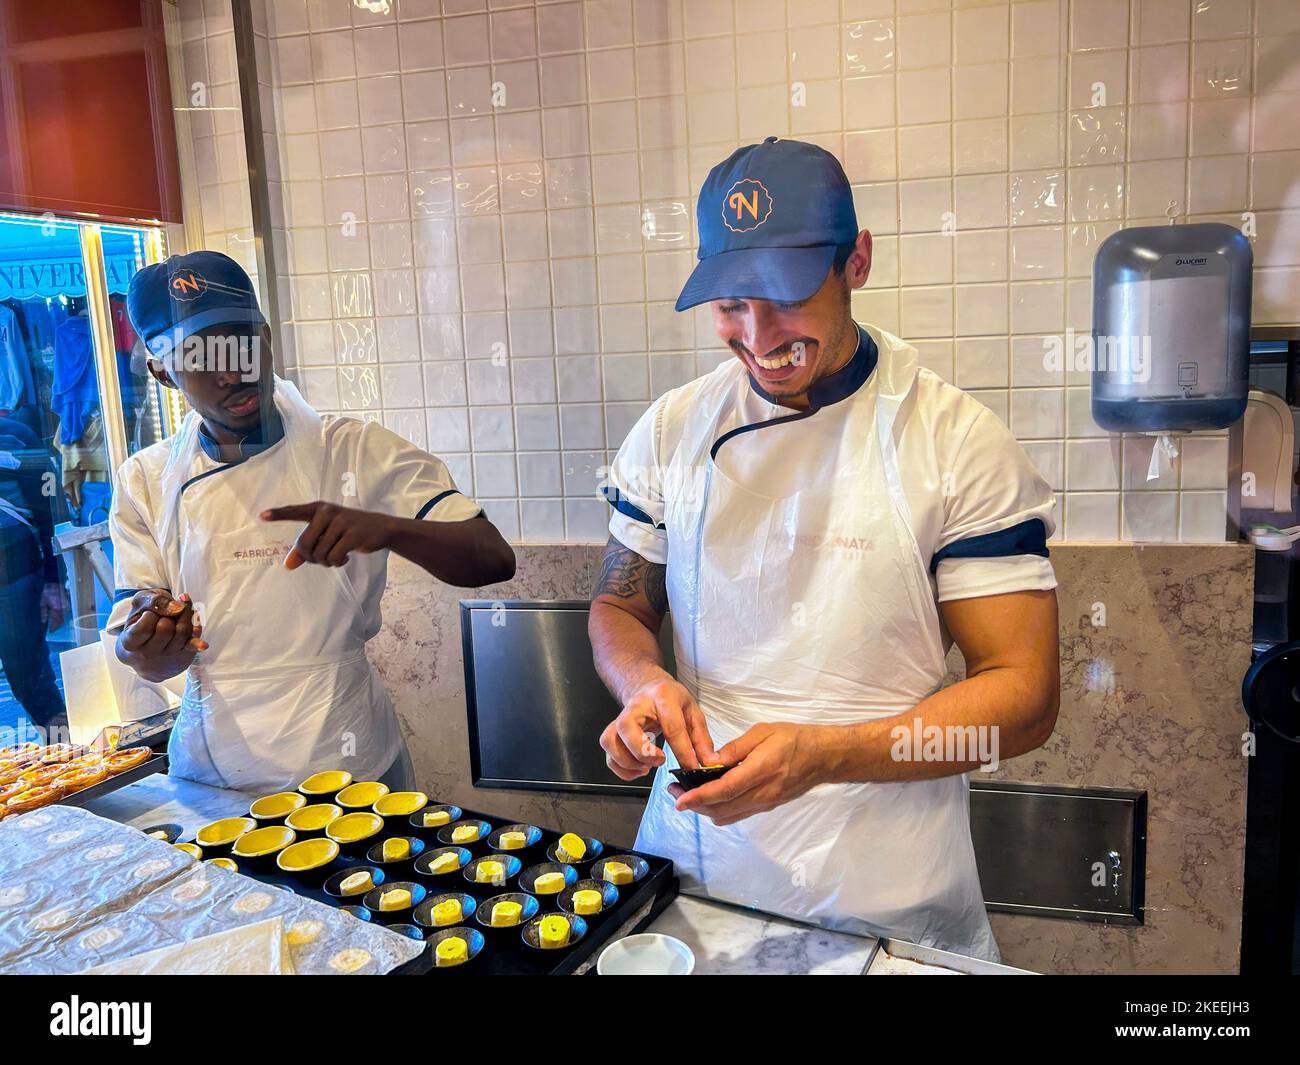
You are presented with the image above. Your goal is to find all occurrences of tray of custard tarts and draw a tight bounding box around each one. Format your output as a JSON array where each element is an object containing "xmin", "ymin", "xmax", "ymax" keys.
[
  {"xmin": 0, "ymin": 739, "xmax": 165, "ymax": 818},
  {"xmin": 180, "ymin": 769, "xmax": 678, "ymax": 975}
]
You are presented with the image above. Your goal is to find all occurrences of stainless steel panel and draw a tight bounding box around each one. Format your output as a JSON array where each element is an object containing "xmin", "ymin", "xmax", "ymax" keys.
[
  {"xmin": 970, "ymin": 780, "xmax": 1146, "ymax": 924},
  {"xmin": 460, "ymin": 600, "xmax": 674, "ymax": 796}
]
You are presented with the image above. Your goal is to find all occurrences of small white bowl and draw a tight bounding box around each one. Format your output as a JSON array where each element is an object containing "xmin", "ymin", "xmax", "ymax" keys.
[{"xmin": 597, "ymin": 933, "xmax": 695, "ymax": 975}]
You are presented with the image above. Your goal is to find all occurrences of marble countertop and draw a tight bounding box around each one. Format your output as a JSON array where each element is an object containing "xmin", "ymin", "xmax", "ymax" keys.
[{"xmin": 81, "ymin": 774, "xmax": 877, "ymax": 975}]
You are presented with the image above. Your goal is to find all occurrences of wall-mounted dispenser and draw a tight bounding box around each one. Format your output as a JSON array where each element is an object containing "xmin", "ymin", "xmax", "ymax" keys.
[{"xmin": 1091, "ymin": 222, "xmax": 1252, "ymax": 434}]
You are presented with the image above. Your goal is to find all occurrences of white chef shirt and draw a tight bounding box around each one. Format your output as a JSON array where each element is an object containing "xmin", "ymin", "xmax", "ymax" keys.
[
  {"xmin": 606, "ymin": 322, "xmax": 1057, "ymax": 603},
  {"xmin": 107, "ymin": 407, "xmax": 481, "ymax": 633}
]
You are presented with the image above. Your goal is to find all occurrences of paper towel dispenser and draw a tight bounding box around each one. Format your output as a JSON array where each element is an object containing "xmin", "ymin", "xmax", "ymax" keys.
[{"xmin": 1092, "ymin": 222, "xmax": 1252, "ymax": 433}]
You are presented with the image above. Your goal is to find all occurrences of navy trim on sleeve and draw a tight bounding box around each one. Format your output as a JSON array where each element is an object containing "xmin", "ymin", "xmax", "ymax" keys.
[
  {"xmin": 113, "ymin": 588, "xmax": 141, "ymax": 604},
  {"xmin": 929, "ymin": 518, "xmax": 1049, "ymax": 575},
  {"xmin": 601, "ymin": 485, "xmax": 665, "ymax": 529},
  {"xmin": 416, "ymin": 489, "xmax": 460, "ymax": 520}
]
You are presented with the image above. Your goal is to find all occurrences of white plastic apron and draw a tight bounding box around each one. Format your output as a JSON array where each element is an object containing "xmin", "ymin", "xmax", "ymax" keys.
[
  {"xmin": 635, "ymin": 327, "xmax": 997, "ymax": 961},
  {"xmin": 154, "ymin": 378, "xmax": 401, "ymax": 793}
]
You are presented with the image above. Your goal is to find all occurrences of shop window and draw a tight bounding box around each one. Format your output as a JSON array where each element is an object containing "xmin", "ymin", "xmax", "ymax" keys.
[{"xmin": 0, "ymin": 211, "xmax": 168, "ymax": 744}]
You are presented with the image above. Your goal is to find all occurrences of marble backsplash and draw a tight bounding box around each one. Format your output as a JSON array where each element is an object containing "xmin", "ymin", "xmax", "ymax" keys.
[{"xmin": 369, "ymin": 542, "xmax": 1253, "ymax": 975}]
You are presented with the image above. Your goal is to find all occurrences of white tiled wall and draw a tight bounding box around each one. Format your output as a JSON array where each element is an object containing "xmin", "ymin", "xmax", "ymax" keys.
[
  {"xmin": 223, "ymin": 1, "xmax": 1299, "ymax": 543},
  {"xmin": 173, "ymin": 0, "xmax": 260, "ymax": 286}
]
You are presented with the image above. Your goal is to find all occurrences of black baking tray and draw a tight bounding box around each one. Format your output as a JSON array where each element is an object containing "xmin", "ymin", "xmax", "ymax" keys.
[
  {"xmin": 55, "ymin": 753, "xmax": 169, "ymax": 810},
  {"xmin": 228, "ymin": 804, "xmax": 678, "ymax": 975}
]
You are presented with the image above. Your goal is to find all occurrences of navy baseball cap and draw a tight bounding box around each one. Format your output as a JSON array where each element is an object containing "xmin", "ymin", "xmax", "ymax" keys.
[
  {"xmin": 127, "ymin": 250, "xmax": 267, "ymax": 359},
  {"xmin": 675, "ymin": 137, "xmax": 859, "ymax": 312}
]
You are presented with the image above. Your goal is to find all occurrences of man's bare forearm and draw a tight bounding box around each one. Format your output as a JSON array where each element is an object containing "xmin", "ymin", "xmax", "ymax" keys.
[
  {"xmin": 384, "ymin": 514, "xmax": 516, "ymax": 587},
  {"xmin": 588, "ymin": 538, "xmax": 671, "ymax": 705},
  {"xmin": 590, "ymin": 601, "xmax": 671, "ymax": 705},
  {"xmin": 811, "ymin": 663, "xmax": 1059, "ymax": 783}
]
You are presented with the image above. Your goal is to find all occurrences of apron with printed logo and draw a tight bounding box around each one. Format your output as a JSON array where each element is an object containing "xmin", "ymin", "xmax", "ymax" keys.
[
  {"xmin": 154, "ymin": 378, "xmax": 401, "ymax": 793},
  {"xmin": 635, "ymin": 327, "xmax": 997, "ymax": 960}
]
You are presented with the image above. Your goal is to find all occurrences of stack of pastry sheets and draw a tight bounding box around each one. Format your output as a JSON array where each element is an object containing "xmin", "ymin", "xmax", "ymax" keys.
[{"xmin": 0, "ymin": 804, "xmax": 423, "ymax": 975}]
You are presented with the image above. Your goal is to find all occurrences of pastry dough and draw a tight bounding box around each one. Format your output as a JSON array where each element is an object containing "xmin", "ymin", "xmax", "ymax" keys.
[
  {"xmin": 572, "ymin": 889, "xmax": 603, "ymax": 915},
  {"xmin": 533, "ymin": 871, "xmax": 565, "ymax": 894},
  {"xmin": 427, "ymin": 851, "xmax": 459, "ymax": 875},
  {"xmin": 602, "ymin": 861, "xmax": 634, "ymax": 885},
  {"xmin": 434, "ymin": 937, "xmax": 468, "ymax": 967},
  {"xmin": 490, "ymin": 900, "xmax": 522, "ymax": 927},
  {"xmin": 431, "ymin": 898, "xmax": 462, "ymax": 926},
  {"xmin": 556, "ymin": 833, "xmax": 587, "ymax": 862},
  {"xmin": 538, "ymin": 914, "xmax": 570, "ymax": 948},
  {"xmin": 474, "ymin": 860, "xmax": 505, "ymax": 884}
]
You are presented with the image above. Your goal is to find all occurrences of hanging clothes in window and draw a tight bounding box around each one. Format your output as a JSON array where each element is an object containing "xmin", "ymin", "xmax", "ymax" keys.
[
  {"xmin": 51, "ymin": 314, "xmax": 97, "ymax": 445},
  {"xmin": 0, "ymin": 303, "xmax": 35, "ymax": 415}
]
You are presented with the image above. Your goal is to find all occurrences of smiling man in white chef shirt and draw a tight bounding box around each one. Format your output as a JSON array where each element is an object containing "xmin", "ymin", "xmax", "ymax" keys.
[{"xmin": 588, "ymin": 138, "xmax": 1060, "ymax": 960}]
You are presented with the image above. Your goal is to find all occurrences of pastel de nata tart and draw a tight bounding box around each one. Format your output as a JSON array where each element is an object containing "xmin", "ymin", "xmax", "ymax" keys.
[
  {"xmin": 38, "ymin": 742, "xmax": 84, "ymax": 764},
  {"xmin": 435, "ymin": 935, "xmax": 469, "ymax": 968},
  {"xmin": 373, "ymin": 791, "xmax": 427, "ymax": 817},
  {"xmin": 326, "ymin": 811, "xmax": 384, "ymax": 846},
  {"xmin": 6, "ymin": 784, "xmax": 61, "ymax": 813},
  {"xmin": 286, "ymin": 803, "xmax": 342, "ymax": 833},
  {"xmin": 533, "ymin": 872, "xmax": 566, "ymax": 895},
  {"xmin": 0, "ymin": 741, "xmax": 41, "ymax": 762},
  {"xmin": 335, "ymin": 781, "xmax": 389, "ymax": 809},
  {"xmin": 298, "ymin": 769, "xmax": 352, "ymax": 797},
  {"xmin": 0, "ymin": 781, "xmax": 30, "ymax": 804},
  {"xmin": 18, "ymin": 765, "xmax": 62, "ymax": 788},
  {"xmin": 103, "ymin": 747, "xmax": 153, "ymax": 774},
  {"xmin": 555, "ymin": 833, "xmax": 587, "ymax": 863},
  {"xmin": 277, "ymin": 837, "xmax": 340, "ymax": 873},
  {"xmin": 571, "ymin": 889, "xmax": 603, "ymax": 915},
  {"xmin": 231, "ymin": 824, "xmax": 296, "ymax": 859},
  {"xmin": 538, "ymin": 914, "xmax": 571, "ymax": 949},
  {"xmin": 58, "ymin": 765, "xmax": 109, "ymax": 792},
  {"xmin": 195, "ymin": 817, "xmax": 255, "ymax": 848},
  {"xmin": 249, "ymin": 791, "xmax": 306, "ymax": 821}
]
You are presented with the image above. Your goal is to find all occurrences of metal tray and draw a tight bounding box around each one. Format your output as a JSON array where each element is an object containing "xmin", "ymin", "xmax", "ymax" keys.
[
  {"xmin": 228, "ymin": 804, "xmax": 678, "ymax": 975},
  {"xmin": 865, "ymin": 937, "xmax": 1037, "ymax": 975},
  {"xmin": 54, "ymin": 753, "xmax": 169, "ymax": 810}
]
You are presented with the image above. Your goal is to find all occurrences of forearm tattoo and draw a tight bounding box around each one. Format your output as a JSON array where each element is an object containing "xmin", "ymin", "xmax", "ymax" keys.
[{"xmin": 595, "ymin": 537, "xmax": 668, "ymax": 616}]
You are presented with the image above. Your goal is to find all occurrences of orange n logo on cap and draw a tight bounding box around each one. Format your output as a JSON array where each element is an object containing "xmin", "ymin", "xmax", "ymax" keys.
[
  {"xmin": 169, "ymin": 270, "xmax": 208, "ymax": 301},
  {"xmin": 722, "ymin": 178, "xmax": 773, "ymax": 233}
]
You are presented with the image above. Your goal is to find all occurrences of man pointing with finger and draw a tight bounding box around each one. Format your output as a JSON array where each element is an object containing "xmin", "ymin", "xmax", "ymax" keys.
[
  {"xmin": 589, "ymin": 140, "xmax": 1060, "ymax": 959},
  {"xmin": 108, "ymin": 252, "xmax": 515, "ymax": 792}
]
